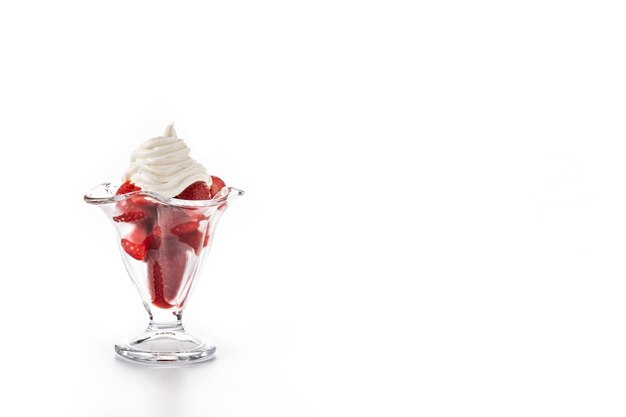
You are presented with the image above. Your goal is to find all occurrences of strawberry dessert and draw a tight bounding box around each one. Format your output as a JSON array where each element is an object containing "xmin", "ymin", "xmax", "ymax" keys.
[{"xmin": 113, "ymin": 124, "xmax": 227, "ymax": 309}]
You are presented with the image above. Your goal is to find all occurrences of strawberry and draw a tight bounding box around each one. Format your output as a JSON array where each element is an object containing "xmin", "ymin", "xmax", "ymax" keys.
[
  {"xmin": 144, "ymin": 226, "xmax": 162, "ymax": 250},
  {"xmin": 170, "ymin": 218, "xmax": 206, "ymax": 254},
  {"xmin": 121, "ymin": 238, "xmax": 147, "ymax": 261},
  {"xmin": 209, "ymin": 176, "xmax": 226, "ymax": 198},
  {"xmin": 175, "ymin": 181, "xmax": 212, "ymax": 200},
  {"xmin": 147, "ymin": 239, "xmax": 188, "ymax": 308},
  {"xmin": 113, "ymin": 210, "xmax": 147, "ymax": 223},
  {"xmin": 120, "ymin": 224, "xmax": 160, "ymax": 260},
  {"xmin": 171, "ymin": 221, "xmax": 200, "ymax": 236},
  {"xmin": 115, "ymin": 184, "xmax": 155, "ymax": 233},
  {"xmin": 147, "ymin": 259, "xmax": 171, "ymax": 309},
  {"xmin": 157, "ymin": 208, "xmax": 195, "ymax": 245},
  {"xmin": 177, "ymin": 229, "xmax": 204, "ymax": 255},
  {"xmin": 159, "ymin": 206, "xmax": 191, "ymax": 225},
  {"xmin": 116, "ymin": 180, "xmax": 141, "ymax": 195}
]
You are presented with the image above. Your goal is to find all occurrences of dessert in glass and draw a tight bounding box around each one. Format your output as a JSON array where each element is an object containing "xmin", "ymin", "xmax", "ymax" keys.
[{"xmin": 84, "ymin": 124, "xmax": 243, "ymax": 364}]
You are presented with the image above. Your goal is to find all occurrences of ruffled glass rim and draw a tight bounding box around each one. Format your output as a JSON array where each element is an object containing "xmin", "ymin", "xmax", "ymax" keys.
[{"xmin": 84, "ymin": 183, "xmax": 244, "ymax": 208}]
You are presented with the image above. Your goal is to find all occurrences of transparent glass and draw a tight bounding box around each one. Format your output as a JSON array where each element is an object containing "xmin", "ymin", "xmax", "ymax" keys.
[{"xmin": 85, "ymin": 183, "xmax": 243, "ymax": 364}]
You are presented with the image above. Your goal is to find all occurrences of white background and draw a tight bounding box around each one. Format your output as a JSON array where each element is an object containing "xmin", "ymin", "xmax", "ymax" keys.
[{"xmin": 1, "ymin": 1, "xmax": 625, "ymax": 416}]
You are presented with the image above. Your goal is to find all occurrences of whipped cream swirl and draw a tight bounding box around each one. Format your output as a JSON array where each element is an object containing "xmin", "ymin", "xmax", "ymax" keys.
[{"xmin": 123, "ymin": 124, "xmax": 212, "ymax": 198}]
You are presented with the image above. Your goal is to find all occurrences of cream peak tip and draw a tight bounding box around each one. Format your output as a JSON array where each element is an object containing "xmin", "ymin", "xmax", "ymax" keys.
[{"xmin": 164, "ymin": 123, "xmax": 177, "ymax": 138}]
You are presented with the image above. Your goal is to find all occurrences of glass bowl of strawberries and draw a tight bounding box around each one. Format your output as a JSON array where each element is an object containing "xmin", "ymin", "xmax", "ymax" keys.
[{"xmin": 85, "ymin": 179, "xmax": 243, "ymax": 364}]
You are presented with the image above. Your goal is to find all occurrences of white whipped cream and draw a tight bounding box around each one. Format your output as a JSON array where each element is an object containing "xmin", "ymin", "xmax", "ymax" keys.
[{"xmin": 123, "ymin": 124, "xmax": 212, "ymax": 198}]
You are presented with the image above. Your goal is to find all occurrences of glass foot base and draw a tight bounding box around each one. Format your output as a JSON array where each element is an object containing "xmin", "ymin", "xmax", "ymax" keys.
[{"xmin": 115, "ymin": 325, "xmax": 216, "ymax": 365}]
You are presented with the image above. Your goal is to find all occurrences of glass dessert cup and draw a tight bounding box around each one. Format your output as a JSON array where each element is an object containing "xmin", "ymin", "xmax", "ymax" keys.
[{"xmin": 85, "ymin": 183, "xmax": 243, "ymax": 364}]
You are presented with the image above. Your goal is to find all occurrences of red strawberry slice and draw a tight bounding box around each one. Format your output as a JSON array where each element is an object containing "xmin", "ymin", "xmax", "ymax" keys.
[
  {"xmin": 175, "ymin": 181, "xmax": 212, "ymax": 200},
  {"xmin": 158, "ymin": 206, "xmax": 193, "ymax": 235},
  {"xmin": 170, "ymin": 219, "xmax": 205, "ymax": 254},
  {"xmin": 121, "ymin": 238, "xmax": 147, "ymax": 260},
  {"xmin": 144, "ymin": 226, "xmax": 162, "ymax": 250},
  {"xmin": 147, "ymin": 260, "xmax": 171, "ymax": 309},
  {"xmin": 115, "ymin": 192, "xmax": 155, "ymax": 236},
  {"xmin": 120, "ymin": 225, "xmax": 160, "ymax": 260},
  {"xmin": 116, "ymin": 181, "xmax": 141, "ymax": 195},
  {"xmin": 210, "ymin": 176, "xmax": 226, "ymax": 198},
  {"xmin": 147, "ymin": 239, "xmax": 188, "ymax": 307},
  {"xmin": 116, "ymin": 182, "xmax": 153, "ymax": 224},
  {"xmin": 171, "ymin": 221, "xmax": 200, "ymax": 236},
  {"xmin": 177, "ymin": 229, "xmax": 204, "ymax": 255},
  {"xmin": 113, "ymin": 210, "xmax": 147, "ymax": 223}
]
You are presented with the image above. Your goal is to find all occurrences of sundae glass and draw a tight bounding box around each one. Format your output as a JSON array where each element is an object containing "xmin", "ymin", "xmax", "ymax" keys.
[{"xmin": 84, "ymin": 125, "xmax": 243, "ymax": 364}]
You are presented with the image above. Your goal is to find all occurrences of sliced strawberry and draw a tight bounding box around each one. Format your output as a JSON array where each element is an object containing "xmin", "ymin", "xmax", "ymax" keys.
[
  {"xmin": 113, "ymin": 210, "xmax": 147, "ymax": 223},
  {"xmin": 116, "ymin": 184, "xmax": 153, "ymax": 224},
  {"xmin": 121, "ymin": 238, "xmax": 147, "ymax": 260},
  {"xmin": 147, "ymin": 239, "xmax": 188, "ymax": 307},
  {"xmin": 177, "ymin": 229, "xmax": 204, "ymax": 255},
  {"xmin": 158, "ymin": 206, "xmax": 192, "ymax": 234},
  {"xmin": 171, "ymin": 221, "xmax": 200, "ymax": 236},
  {"xmin": 209, "ymin": 176, "xmax": 226, "ymax": 198},
  {"xmin": 147, "ymin": 260, "xmax": 171, "ymax": 309},
  {"xmin": 166, "ymin": 211, "xmax": 208, "ymax": 254},
  {"xmin": 144, "ymin": 226, "xmax": 162, "ymax": 250},
  {"xmin": 115, "ymin": 195, "xmax": 155, "ymax": 235},
  {"xmin": 116, "ymin": 180, "xmax": 141, "ymax": 195},
  {"xmin": 175, "ymin": 181, "xmax": 212, "ymax": 200}
]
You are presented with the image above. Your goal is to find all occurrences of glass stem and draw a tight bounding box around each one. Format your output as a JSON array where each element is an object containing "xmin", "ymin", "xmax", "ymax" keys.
[{"xmin": 148, "ymin": 307, "xmax": 184, "ymax": 331}]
